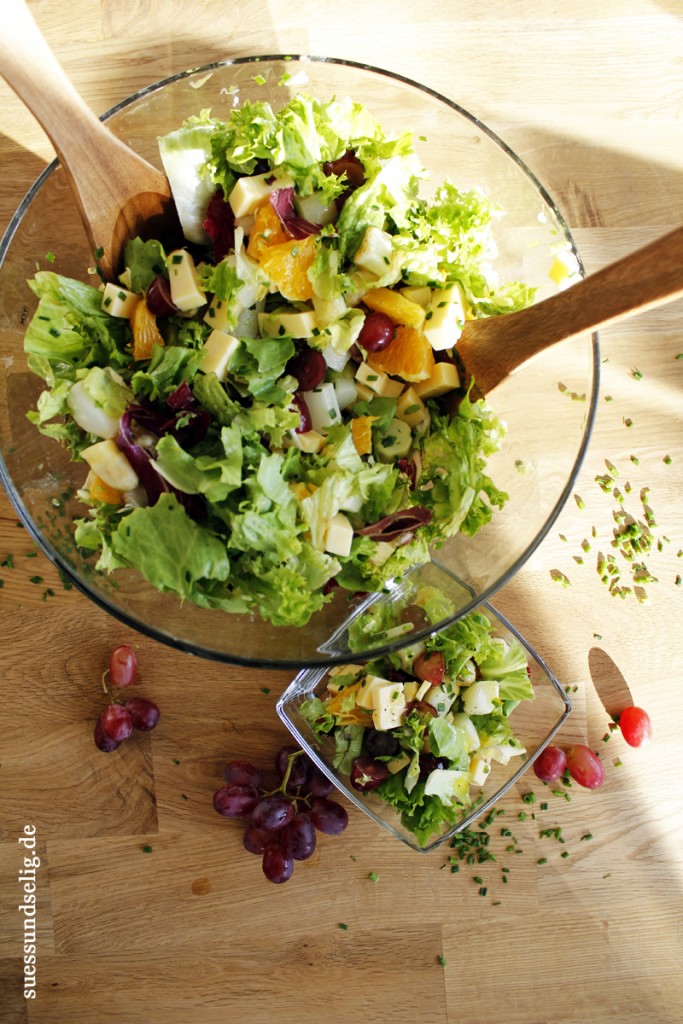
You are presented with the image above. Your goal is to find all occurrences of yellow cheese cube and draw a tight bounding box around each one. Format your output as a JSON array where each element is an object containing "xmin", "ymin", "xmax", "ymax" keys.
[
  {"xmin": 81, "ymin": 439, "xmax": 139, "ymax": 493},
  {"xmin": 356, "ymin": 674, "xmax": 393, "ymax": 710},
  {"xmin": 168, "ymin": 250, "xmax": 205, "ymax": 312},
  {"xmin": 414, "ymin": 362, "xmax": 460, "ymax": 399},
  {"xmin": 101, "ymin": 283, "xmax": 138, "ymax": 318},
  {"xmin": 423, "ymin": 283, "xmax": 468, "ymax": 351},
  {"xmin": 355, "ymin": 360, "xmax": 404, "ymax": 398},
  {"xmin": 396, "ymin": 387, "xmax": 427, "ymax": 428},
  {"xmin": 258, "ymin": 309, "xmax": 319, "ymax": 339},
  {"xmin": 228, "ymin": 170, "xmax": 295, "ymax": 218},
  {"xmin": 203, "ymin": 294, "xmax": 230, "ymax": 331},
  {"xmin": 323, "ymin": 512, "xmax": 353, "ymax": 557},
  {"xmin": 371, "ymin": 682, "xmax": 406, "ymax": 731},
  {"xmin": 199, "ymin": 330, "xmax": 240, "ymax": 381}
]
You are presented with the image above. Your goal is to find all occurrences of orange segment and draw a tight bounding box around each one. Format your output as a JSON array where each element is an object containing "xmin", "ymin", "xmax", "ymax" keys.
[
  {"xmin": 89, "ymin": 474, "xmax": 124, "ymax": 505},
  {"xmin": 324, "ymin": 682, "xmax": 372, "ymax": 726},
  {"xmin": 260, "ymin": 235, "xmax": 317, "ymax": 301},
  {"xmin": 246, "ymin": 203, "xmax": 289, "ymax": 262},
  {"xmin": 363, "ymin": 287, "xmax": 426, "ymax": 329},
  {"xmin": 130, "ymin": 298, "xmax": 165, "ymax": 361},
  {"xmin": 351, "ymin": 415, "xmax": 377, "ymax": 456},
  {"xmin": 366, "ymin": 325, "xmax": 435, "ymax": 382}
]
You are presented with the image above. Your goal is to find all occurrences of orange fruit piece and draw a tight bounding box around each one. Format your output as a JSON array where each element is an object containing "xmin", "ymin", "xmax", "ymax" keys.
[
  {"xmin": 130, "ymin": 297, "xmax": 165, "ymax": 360},
  {"xmin": 246, "ymin": 203, "xmax": 289, "ymax": 262},
  {"xmin": 351, "ymin": 415, "xmax": 377, "ymax": 457},
  {"xmin": 362, "ymin": 287, "xmax": 426, "ymax": 329},
  {"xmin": 367, "ymin": 325, "xmax": 435, "ymax": 382},
  {"xmin": 260, "ymin": 235, "xmax": 317, "ymax": 301},
  {"xmin": 89, "ymin": 474, "xmax": 124, "ymax": 505}
]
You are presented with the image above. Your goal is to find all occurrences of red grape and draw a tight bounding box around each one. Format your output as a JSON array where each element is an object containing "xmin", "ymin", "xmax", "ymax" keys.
[
  {"xmin": 124, "ymin": 697, "xmax": 160, "ymax": 732},
  {"xmin": 310, "ymin": 797, "xmax": 349, "ymax": 835},
  {"xmin": 213, "ymin": 784, "xmax": 260, "ymax": 818},
  {"xmin": 275, "ymin": 746, "xmax": 311, "ymax": 790},
  {"xmin": 282, "ymin": 812, "xmax": 317, "ymax": 861},
  {"xmin": 287, "ymin": 348, "xmax": 326, "ymax": 390},
  {"xmin": 413, "ymin": 651, "xmax": 445, "ymax": 686},
  {"xmin": 146, "ymin": 274, "xmax": 178, "ymax": 317},
  {"xmin": 618, "ymin": 706, "xmax": 652, "ymax": 747},
  {"xmin": 291, "ymin": 392, "xmax": 312, "ymax": 433},
  {"xmin": 357, "ymin": 311, "xmax": 395, "ymax": 352},
  {"xmin": 364, "ymin": 728, "xmax": 399, "ymax": 758},
  {"xmin": 262, "ymin": 843, "xmax": 294, "ymax": 884},
  {"xmin": 243, "ymin": 825, "xmax": 276, "ymax": 855},
  {"xmin": 405, "ymin": 699, "xmax": 437, "ymax": 719},
  {"xmin": 100, "ymin": 704, "xmax": 133, "ymax": 743},
  {"xmin": 304, "ymin": 764, "xmax": 334, "ymax": 798},
  {"xmin": 94, "ymin": 716, "xmax": 121, "ymax": 753},
  {"xmin": 224, "ymin": 760, "xmax": 262, "ymax": 789},
  {"xmin": 533, "ymin": 745, "xmax": 567, "ymax": 783},
  {"xmin": 109, "ymin": 645, "xmax": 138, "ymax": 687},
  {"xmin": 350, "ymin": 756, "xmax": 389, "ymax": 793},
  {"xmin": 565, "ymin": 745, "xmax": 605, "ymax": 789},
  {"xmin": 250, "ymin": 795, "xmax": 295, "ymax": 832}
]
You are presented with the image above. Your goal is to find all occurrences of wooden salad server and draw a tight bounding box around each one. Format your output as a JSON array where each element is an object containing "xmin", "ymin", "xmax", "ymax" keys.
[
  {"xmin": 456, "ymin": 222, "xmax": 683, "ymax": 395},
  {"xmin": 0, "ymin": 0, "xmax": 174, "ymax": 281}
]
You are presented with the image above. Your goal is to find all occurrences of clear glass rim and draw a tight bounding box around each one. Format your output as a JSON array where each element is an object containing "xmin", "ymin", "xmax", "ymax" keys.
[{"xmin": 0, "ymin": 55, "xmax": 600, "ymax": 669}]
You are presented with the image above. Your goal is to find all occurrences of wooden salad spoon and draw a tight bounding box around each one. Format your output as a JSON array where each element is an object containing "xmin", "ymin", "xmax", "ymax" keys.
[
  {"xmin": 455, "ymin": 222, "xmax": 683, "ymax": 396},
  {"xmin": 0, "ymin": 0, "xmax": 175, "ymax": 281}
]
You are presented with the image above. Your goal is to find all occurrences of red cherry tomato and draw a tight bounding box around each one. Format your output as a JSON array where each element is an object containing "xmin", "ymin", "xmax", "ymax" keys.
[
  {"xmin": 565, "ymin": 744, "xmax": 605, "ymax": 789},
  {"xmin": 618, "ymin": 706, "xmax": 652, "ymax": 747}
]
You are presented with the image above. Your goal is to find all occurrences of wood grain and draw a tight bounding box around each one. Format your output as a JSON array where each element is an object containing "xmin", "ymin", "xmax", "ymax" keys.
[{"xmin": 1, "ymin": 2, "xmax": 682, "ymax": 1023}]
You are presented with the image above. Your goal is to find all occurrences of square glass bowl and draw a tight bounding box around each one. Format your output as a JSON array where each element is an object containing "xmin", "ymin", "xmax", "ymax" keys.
[{"xmin": 277, "ymin": 573, "xmax": 571, "ymax": 853}]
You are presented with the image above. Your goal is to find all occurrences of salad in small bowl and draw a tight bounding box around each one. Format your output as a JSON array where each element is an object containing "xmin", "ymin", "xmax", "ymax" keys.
[{"xmin": 277, "ymin": 568, "xmax": 571, "ymax": 851}]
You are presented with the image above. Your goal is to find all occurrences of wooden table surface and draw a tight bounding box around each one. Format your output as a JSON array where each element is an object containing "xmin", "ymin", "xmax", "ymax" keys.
[{"xmin": 1, "ymin": 2, "xmax": 682, "ymax": 1022}]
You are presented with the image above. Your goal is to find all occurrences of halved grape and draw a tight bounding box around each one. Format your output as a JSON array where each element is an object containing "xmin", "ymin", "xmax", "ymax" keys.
[
  {"xmin": 287, "ymin": 348, "xmax": 326, "ymax": 391},
  {"xmin": 350, "ymin": 756, "xmax": 389, "ymax": 793},
  {"xmin": 413, "ymin": 651, "xmax": 445, "ymax": 686},
  {"xmin": 146, "ymin": 274, "xmax": 178, "ymax": 317}
]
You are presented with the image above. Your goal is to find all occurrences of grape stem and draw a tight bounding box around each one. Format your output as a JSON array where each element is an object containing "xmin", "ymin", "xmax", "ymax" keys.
[{"xmin": 280, "ymin": 749, "xmax": 303, "ymax": 793}]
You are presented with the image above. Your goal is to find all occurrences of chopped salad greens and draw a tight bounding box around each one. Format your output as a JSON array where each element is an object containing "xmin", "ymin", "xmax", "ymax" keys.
[
  {"xmin": 24, "ymin": 93, "xmax": 533, "ymax": 627},
  {"xmin": 299, "ymin": 586, "xmax": 534, "ymax": 846}
]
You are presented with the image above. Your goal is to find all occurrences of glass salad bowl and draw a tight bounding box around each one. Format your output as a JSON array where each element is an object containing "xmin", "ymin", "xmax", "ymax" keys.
[
  {"xmin": 0, "ymin": 56, "xmax": 598, "ymax": 668},
  {"xmin": 277, "ymin": 565, "xmax": 571, "ymax": 852}
]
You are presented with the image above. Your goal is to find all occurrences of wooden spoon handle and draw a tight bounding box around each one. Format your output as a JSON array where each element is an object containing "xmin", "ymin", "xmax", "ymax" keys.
[
  {"xmin": 0, "ymin": 0, "xmax": 117, "ymax": 171},
  {"xmin": 514, "ymin": 221, "xmax": 683, "ymax": 347},
  {"xmin": 459, "ymin": 222, "xmax": 683, "ymax": 394}
]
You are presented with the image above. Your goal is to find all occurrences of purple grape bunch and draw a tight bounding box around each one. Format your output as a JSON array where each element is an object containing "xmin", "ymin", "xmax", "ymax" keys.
[{"xmin": 212, "ymin": 747, "xmax": 348, "ymax": 884}]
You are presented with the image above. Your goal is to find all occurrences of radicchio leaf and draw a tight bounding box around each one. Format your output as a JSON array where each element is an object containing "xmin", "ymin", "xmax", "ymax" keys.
[
  {"xmin": 203, "ymin": 187, "xmax": 235, "ymax": 262},
  {"xmin": 357, "ymin": 507, "xmax": 432, "ymax": 544},
  {"xmin": 269, "ymin": 187, "xmax": 319, "ymax": 239}
]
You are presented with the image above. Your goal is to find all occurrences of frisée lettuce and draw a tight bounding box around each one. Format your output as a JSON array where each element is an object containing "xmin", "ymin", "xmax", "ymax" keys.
[{"xmin": 23, "ymin": 93, "xmax": 534, "ymax": 627}]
